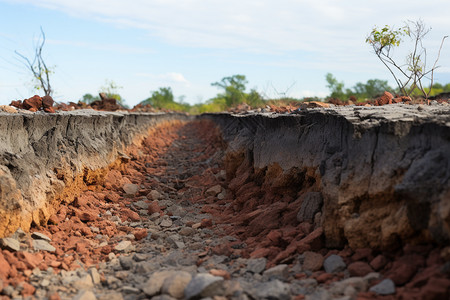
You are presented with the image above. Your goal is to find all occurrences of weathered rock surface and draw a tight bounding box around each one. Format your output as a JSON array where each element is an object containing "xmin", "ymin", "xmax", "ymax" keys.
[
  {"xmin": 0, "ymin": 111, "xmax": 191, "ymax": 237},
  {"xmin": 203, "ymin": 104, "xmax": 450, "ymax": 250}
]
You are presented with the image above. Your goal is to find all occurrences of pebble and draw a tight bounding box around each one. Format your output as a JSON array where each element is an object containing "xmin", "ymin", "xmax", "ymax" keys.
[
  {"xmin": 161, "ymin": 271, "xmax": 192, "ymax": 298},
  {"xmin": 369, "ymin": 278, "xmax": 396, "ymax": 295},
  {"xmin": 123, "ymin": 183, "xmax": 139, "ymax": 195},
  {"xmin": 73, "ymin": 290, "xmax": 97, "ymax": 300},
  {"xmin": 31, "ymin": 232, "xmax": 52, "ymax": 242},
  {"xmin": 323, "ymin": 254, "xmax": 346, "ymax": 273},
  {"xmin": 32, "ymin": 239, "xmax": 56, "ymax": 252},
  {"xmin": 114, "ymin": 241, "xmax": 132, "ymax": 252},
  {"xmin": 143, "ymin": 270, "xmax": 176, "ymax": 296},
  {"xmin": 0, "ymin": 237, "xmax": 21, "ymax": 252},
  {"xmin": 248, "ymin": 280, "xmax": 290, "ymax": 300},
  {"xmin": 263, "ymin": 264, "xmax": 289, "ymax": 281},
  {"xmin": 246, "ymin": 258, "xmax": 267, "ymax": 274},
  {"xmin": 184, "ymin": 273, "xmax": 224, "ymax": 299}
]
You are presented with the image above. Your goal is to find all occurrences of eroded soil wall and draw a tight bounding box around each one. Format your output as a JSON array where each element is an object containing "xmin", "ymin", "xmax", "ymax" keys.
[
  {"xmin": 202, "ymin": 105, "xmax": 450, "ymax": 251},
  {"xmin": 0, "ymin": 111, "xmax": 191, "ymax": 237}
]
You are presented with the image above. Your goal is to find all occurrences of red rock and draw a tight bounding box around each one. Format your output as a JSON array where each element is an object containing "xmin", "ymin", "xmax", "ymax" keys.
[
  {"xmin": 298, "ymin": 222, "xmax": 313, "ymax": 235},
  {"xmin": 316, "ymin": 272, "xmax": 333, "ymax": 283},
  {"xmin": 147, "ymin": 201, "xmax": 162, "ymax": 214},
  {"xmin": 352, "ymin": 248, "xmax": 373, "ymax": 261},
  {"xmin": 386, "ymin": 259, "xmax": 418, "ymax": 285},
  {"xmin": 20, "ymin": 281, "xmax": 36, "ymax": 296},
  {"xmin": 348, "ymin": 261, "xmax": 373, "ymax": 277},
  {"xmin": 16, "ymin": 252, "xmax": 43, "ymax": 269},
  {"xmin": 42, "ymin": 95, "xmax": 54, "ymax": 108},
  {"xmin": 212, "ymin": 244, "xmax": 232, "ymax": 256},
  {"xmin": 250, "ymin": 248, "xmax": 273, "ymax": 258},
  {"xmin": 78, "ymin": 211, "xmax": 96, "ymax": 222},
  {"xmin": 406, "ymin": 265, "xmax": 441, "ymax": 288},
  {"xmin": 105, "ymin": 191, "xmax": 120, "ymax": 203},
  {"xmin": 376, "ymin": 91, "xmax": 393, "ymax": 106},
  {"xmin": 23, "ymin": 95, "xmax": 42, "ymax": 111},
  {"xmin": 121, "ymin": 208, "xmax": 140, "ymax": 222},
  {"xmin": 417, "ymin": 277, "xmax": 450, "ymax": 300},
  {"xmin": 267, "ymin": 230, "xmax": 282, "ymax": 245},
  {"xmin": 133, "ymin": 229, "xmax": 148, "ymax": 241},
  {"xmin": 76, "ymin": 243, "xmax": 88, "ymax": 255},
  {"xmin": 210, "ymin": 269, "xmax": 231, "ymax": 280},
  {"xmin": 100, "ymin": 245, "xmax": 113, "ymax": 255},
  {"xmin": 0, "ymin": 253, "xmax": 11, "ymax": 281},
  {"xmin": 303, "ymin": 251, "xmax": 324, "ymax": 271},
  {"xmin": 370, "ymin": 254, "xmax": 388, "ymax": 271},
  {"xmin": 44, "ymin": 106, "xmax": 56, "ymax": 113},
  {"xmin": 300, "ymin": 227, "xmax": 323, "ymax": 251},
  {"xmin": 49, "ymin": 292, "xmax": 62, "ymax": 300},
  {"xmin": 104, "ymin": 170, "xmax": 123, "ymax": 190},
  {"xmin": 201, "ymin": 218, "xmax": 213, "ymax": 228}
]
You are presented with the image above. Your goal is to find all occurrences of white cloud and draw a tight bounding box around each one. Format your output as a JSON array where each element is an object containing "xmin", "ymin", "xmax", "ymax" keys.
[
  {"xmin": 136, "ymin": 72, "xmax": 191, "ymax": 87},
  {"xmin": 46, "ymin": 39, "xmax": 154, "ymax": 54}
]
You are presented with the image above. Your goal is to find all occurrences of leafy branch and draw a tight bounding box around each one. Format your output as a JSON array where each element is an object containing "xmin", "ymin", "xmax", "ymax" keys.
[{"xmin": 366, "ymin": 20, "xmax": 447, "ymax": 99}]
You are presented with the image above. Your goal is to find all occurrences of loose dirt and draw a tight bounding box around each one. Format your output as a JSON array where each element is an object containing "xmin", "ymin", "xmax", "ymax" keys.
[{"xmin": 0, "ymin": 119, "xmax": 449, "ymax": 300}]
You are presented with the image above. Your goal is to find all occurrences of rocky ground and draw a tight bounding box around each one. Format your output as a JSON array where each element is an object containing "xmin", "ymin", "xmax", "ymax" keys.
[{"xmin": 0, "ymin": 119, "xmax": 449, "ymax": 300}]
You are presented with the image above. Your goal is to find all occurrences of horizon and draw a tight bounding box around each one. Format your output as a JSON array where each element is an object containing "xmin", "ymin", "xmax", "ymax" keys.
[{"xmin": 0, "ymin": 0, "xmax": 449, "ymax": 107}]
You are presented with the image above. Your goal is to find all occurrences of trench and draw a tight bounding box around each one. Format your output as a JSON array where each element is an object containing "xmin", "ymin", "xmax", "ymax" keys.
[{"xmin": 0, "ymin": 106, "xmax": 449, "ymax": 299}]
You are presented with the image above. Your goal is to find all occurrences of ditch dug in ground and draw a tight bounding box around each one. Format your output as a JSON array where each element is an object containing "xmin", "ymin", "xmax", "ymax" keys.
[{"xmin": 0, "ymin": 104, "xmax": 449, "ymax": 300}]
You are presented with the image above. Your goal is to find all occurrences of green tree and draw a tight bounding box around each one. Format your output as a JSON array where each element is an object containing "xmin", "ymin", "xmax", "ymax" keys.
[
  {"xmin": 211, "ymin": 75, "xmax": 248, "ymax": 107},
  {"xmin": 352, "ymin": 79, "xmax": 392, "ymax": 99},
  {"xmin": 325, "ymin": 73, "xmax": 346, "ymax": 99},
  {"xmin": 80, "ymin": 93, "xmax": 99, "ymax": 104}
]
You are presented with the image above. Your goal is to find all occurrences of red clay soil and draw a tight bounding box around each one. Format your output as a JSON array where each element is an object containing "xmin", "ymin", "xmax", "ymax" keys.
[{"xmin": 0, "ymin": 120, "xmax": 448, "ymax": 299}]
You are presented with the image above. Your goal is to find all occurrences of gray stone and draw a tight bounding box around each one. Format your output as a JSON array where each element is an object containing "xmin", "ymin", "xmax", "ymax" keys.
[
  {"xmin": 31, "ymin": 232, "xmax": 52, "ymax": 242},
  {"xmin": 73, "ymin": 290, "xmax": 97, "ymax": 300},
  {"xmin": 161, "ymin": 271, "xmax": 192, "ymax": 298},
  {"xmin": 134, "ymin": 200, "xmax": 149, "ymax": 210},
  {"xmin": 323, "ymin": 254, "xmax": 346, "ymax": 273},
  {"xmin": 297, "ymin": 192, "xmax": 323, "ymax": 223},
  {"xmin": 114, "ymin": 241, "xmax": 132, "ymax": 252},
  {"xmin": 121, "ymin": 286, "xmax": 141, "ymax": 294},
  {"xmin": 151, "ymin": 295, "xmax": 177, "ymax": 300},
  {"xmin": 184, "ymin": 273, "xmax": 224, "ymax": 299},
  {"xmin": 32, "ymin": 239, "xmax": 56, "ymax": 252},
  {"xmin": 97, "ymin": 292, "xmax": 124, "ymax": 300},
  {"xmin": 263, "ymin": 264, "xmax": 289, "ymax": 280},
  {"xmin": 160, "ymin": 218, "xmax": 173, "ymax": 228},
  {"xmin": 246, "ymin": 258, "xmax": 267, "ymax": 274},
  {"xmin": 123, "ymin": 183, "xmax": 139, "ymax": 195},
  {"xmin": 119, "ymin": 255, "xmax": 134, "ymax": 270},
  {"xmin": 143, "ymin": 270, "xmax": 176, "ymax": 296},
  {"xmin": 249, "ymin": 280, "xmax": 290, "ymax": 300},
  {"xmin": 369, "ymin": 278, "xmax": 396, "ymax": 295},
  {"xmin": 0, "ymin": 237, "xmax": 20, "ymax": 252}
]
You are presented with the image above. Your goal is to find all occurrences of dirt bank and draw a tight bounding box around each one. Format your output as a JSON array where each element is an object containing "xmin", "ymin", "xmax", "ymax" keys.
[
  {"xmin": 0, "ymin": 110, "xmax": 191, "ymax": 237},
  {"xmin": 202, "ymin": 104, "xmax": 450, "ymax": 251}
]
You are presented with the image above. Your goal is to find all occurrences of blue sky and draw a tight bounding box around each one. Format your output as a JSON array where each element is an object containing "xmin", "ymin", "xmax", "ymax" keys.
[{"xmin": 0, "ymin": 0, "xmax": 449, "ymax": 107}]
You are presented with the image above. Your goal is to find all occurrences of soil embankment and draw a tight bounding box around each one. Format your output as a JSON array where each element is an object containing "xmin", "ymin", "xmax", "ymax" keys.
[{"xmin": 0, "ymin": 104, "xmax": 448, "ymax": 299}]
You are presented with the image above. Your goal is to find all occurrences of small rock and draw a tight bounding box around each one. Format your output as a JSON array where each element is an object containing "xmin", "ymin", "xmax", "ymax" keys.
[
  {"xmin": 370, "ymin": 255, "xmax": 388, "ymax": 271},
  {"xmin": 0, "ymin": 237, "xmax": 20, "ymax": 252},
  {"xmin": 348, "ymin": 261, "xmax": 373, "ymax": 277},
  {"xmin": 123, "ymin": 183, "xmax": 139, "ymax": 196},
  {"xmin": 249, "ymin": 280, "xmax": 290, "ymax": 300},
  {"xmin": 160, "ymin": 218, "xmax": 173, "ymax": 228},
  {"xmin": 205, "ymin": 185, "xmax": 222, "ymax": 197},
  {"xmin": 31, "ymin": 232, "xmax": 52, "ymax": 242},
  {"xmin": 32, "ymin": 239, "xmax": 56, "ymax": 252},
  {"xmin": 369, "ymin": 278, "xmax": 396, "ymax": 295},
  {"xmin": 323, "ymin": 254, "xmax": 346, "ymax": 273},
  {"xmin": 119, "ymin": 256, "xmax": 134, "ymax": 270},
  {"xmin": 121, "ymin": 286, "xmax": 140, "ymax": 294},
  {"xmin": 73, "ymin": 290, "xmax": 97, "ymax": 300},
  {"xmin": 143, "ymin": 270, "xmax": 176, "ymax": 296},
  {"xmin": 303, "ymin": 251, "xmax": 324, "ymax": 272},
  {"xmin": 73, "ymin": 275, "xmax": 94, "ymax": 290},
  {"xmin": 89, "ymin": 268, "xmax": 101, "ymax": 285},
  {"xmin": 247, "ymin": 258, "xmax": 267, "ymax": 274},
  {"xmin": 263, "ymin": 264, "xmax": 289, "ymax": 280},
  {"xmin": 161, "ymin": 271, "xmax": 192, "ymax": 298},
  {"xmin": 114, "ymin": 241, "xmax": 132, "ymax": 252},
  {"xmin": 179, "ymin": 227, "xmax": 196, "ymax": 236},
  {"xmin": 184, "ymin": 273, "xmax": 224, "ymax": 299},
  {"xmin": 148, "ymin": 190, "xmax": 162, "ymax": 200}
]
